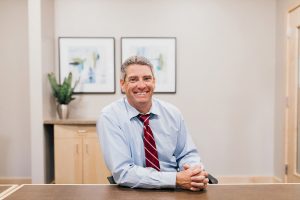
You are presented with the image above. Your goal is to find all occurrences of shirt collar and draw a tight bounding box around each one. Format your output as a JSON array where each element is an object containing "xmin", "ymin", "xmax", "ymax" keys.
[
  {"xmin": 123, "ymin": 97, "xmax": 160, "ymax": 120},
  {"xmin": 149, "ymin": 98, "xmax": 160, "ymax": 116}
]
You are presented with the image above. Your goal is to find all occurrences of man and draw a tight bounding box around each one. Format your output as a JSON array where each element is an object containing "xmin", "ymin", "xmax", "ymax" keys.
[{"xmin": 97, "ymin": 56, "xmax": 209, "ymax": 190}]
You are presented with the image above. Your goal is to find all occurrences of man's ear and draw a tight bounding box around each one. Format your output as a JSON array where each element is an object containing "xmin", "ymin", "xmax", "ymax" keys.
[{"xmin": 120, "ymin": 79, "xmax": 125, "ymax": 93}]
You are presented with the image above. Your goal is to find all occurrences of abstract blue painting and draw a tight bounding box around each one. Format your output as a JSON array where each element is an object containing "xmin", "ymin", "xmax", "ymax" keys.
[{"xmin": 59, "ymin": 37, "xmax": 115, "ymax": 93}]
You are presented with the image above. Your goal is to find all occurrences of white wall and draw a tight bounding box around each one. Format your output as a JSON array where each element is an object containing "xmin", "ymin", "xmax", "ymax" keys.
[
  {"xmin": 1, "ymin": 0, "xmax": 291, "ymax": 181},
  {"xmin": 0, "ymin": 0, "xmax": 31, "ymax": 179},
  {"xmin": 55, "ymin": 0, "xmax": 276, "ymax": 176},
  {"xmin": 42, "ymin": 0, "xmax": 56, "ymax": 119}
]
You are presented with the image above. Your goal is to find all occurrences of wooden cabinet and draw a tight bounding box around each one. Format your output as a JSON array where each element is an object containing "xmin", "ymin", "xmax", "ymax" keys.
[{"xmin": 54, "ymin": 125, "xmax": 110, "ymax": 184}]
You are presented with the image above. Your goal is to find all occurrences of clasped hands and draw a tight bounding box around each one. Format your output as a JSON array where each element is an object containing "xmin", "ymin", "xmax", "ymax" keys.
[{"xmin": 176, "ymin": 164, "xmax": 209, "ymax": 191}]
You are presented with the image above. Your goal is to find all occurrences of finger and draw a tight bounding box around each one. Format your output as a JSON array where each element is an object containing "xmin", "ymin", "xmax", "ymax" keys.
[
  {"xmin": 191, "ymin": 175, "xmax": 206, "ymax": 182},
  {"xmin": 191, "ymin": 182, "xmax": 208, "ymax": 191},
  {"xmin": 203, "ymin": 183, "xmax": 208, "ymax": 189},
  {"xmin": 200, "ymin": 171, "xmax": 208, "ymax": 177},
  {"xmin": 191, "ymin": 182, "xmax": 205, "ymax": 188},
  {"xmin": 201, "ymin": 184, "xmax": 208, "ymax": 190},
  {"xmin": 203, "ymin": 178, "xmax": 209, "ymax": 184},
  {"xmin": 183, "ymin": 164, "xmax": 190, "ymax": 170},
  {"xmin": 191, "ymin": 184, "xmax": 207, "ymax": 190},
  {"xmin": 191, "ymin": 167, "xmax": 202, "ymax": 176},
  {"xmin": 190, "ymin": 187, "xmax": 201, "ymax": 191}
]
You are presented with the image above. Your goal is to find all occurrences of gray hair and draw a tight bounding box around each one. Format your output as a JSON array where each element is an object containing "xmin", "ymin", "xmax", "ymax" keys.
[{"xmin": 121, "ymin": 56, "xmax": 154, "ymax": 80}]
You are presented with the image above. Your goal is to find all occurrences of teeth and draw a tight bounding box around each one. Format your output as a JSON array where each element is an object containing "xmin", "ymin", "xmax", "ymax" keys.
[{"xmin": 136, "ymin": 92, "xmax": 146, "ymax": 96}]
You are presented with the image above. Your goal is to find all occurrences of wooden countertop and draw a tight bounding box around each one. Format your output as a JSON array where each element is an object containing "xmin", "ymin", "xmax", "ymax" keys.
[
  {"xmin": 0, "ymin": 185, "xmax": 11, "ymax": 193},
  {"xmin": 0, "ymin": 185, "xmax": 18, "ymax": 199},
  {"xmin": 44, "ymin": 119, "xmax": 96, "ymax": 125},
  {"xmin": 3, "ymin": 184, "xmax": 300, "ymax": 200}
]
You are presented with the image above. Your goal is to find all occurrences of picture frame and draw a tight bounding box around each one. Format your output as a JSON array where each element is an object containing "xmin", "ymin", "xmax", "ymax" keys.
[
  {"xmin": 59, "ymin": 37, "xmax": 115, "ymax": 94},
  {"xmin": 121, "ymin": 37, "xmax": 176, "ymax": 93}
]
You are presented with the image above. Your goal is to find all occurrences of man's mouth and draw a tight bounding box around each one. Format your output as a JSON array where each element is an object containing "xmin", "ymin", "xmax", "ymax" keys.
[{"xmin": 134, "ymin": 92, "xmax": 148, "ymax": 96}]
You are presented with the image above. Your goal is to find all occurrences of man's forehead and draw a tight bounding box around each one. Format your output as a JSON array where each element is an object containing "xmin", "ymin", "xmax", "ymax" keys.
[
  {"xmin": 126, "ymin": 65, "xmax": 153, "ymax": 75},
  {"xmin": 127, "ymin": 64, "xmax": 151, "ymax": 70},
  {"xmin": 127, "ymin": 74, "xmax": 153, "ymax": 78}
]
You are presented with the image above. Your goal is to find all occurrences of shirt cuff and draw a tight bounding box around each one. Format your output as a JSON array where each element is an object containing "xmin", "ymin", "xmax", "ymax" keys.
[{"xmin": 159, "ymin": 172, "xmax": 177, "ymax": 188}]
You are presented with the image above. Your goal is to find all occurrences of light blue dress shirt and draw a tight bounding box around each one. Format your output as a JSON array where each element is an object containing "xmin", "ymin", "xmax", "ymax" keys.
[{"xmin": 96, "ymin": 97, "xmax": 203, "ymax": 189}]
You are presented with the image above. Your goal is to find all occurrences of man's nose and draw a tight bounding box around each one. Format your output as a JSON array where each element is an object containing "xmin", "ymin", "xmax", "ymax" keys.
[{"xmin": 136, "ymin": 80, "xmax": 147, "ymax": 87}]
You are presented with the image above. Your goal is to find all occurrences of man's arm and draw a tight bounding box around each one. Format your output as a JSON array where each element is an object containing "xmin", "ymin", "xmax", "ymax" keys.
[
  {"xmin": 174, "ymin": 115, "xmax": 209, "ymax": 190},
  {"xmin": 174, "ymin": 115, "xmax": 204, "ymax": 170},
  {"xmin": 97, "ymin": 112, "xmax": 176, "ymax": 189}
]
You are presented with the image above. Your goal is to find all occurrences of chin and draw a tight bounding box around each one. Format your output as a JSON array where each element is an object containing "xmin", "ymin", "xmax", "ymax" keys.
[
  {"xmin": 135, "ymin": 98, "xmax": 150, "ymax": 103},
  {"xmin": 133, "ymin": 95, "xmax": 152, "ymax": 103}
]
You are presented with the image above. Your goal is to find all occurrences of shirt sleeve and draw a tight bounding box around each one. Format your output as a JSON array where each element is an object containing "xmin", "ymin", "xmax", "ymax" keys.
[
  {"xmin": 174, "ymin": 114, "xmax": 204, "ymax": 171},
  {"xmin": 97, "ymin": 111, "xmax": 177, "ymax": 189}
]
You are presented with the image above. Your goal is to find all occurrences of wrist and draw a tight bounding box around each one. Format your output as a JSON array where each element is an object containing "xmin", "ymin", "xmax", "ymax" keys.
[
  {"xmin": 158, "ymin": 171, "xmax": 177, "ymax": 188},
  {"xmin": 175, "ymin": 171, "xmax": 185, "ymax": 188}
]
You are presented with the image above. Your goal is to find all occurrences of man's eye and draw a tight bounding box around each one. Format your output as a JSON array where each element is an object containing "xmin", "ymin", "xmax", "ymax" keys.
[
  {"xmin": 144, "ymin": 77, "xmax": 152, "ymax": 81},
  {"xmin": 128, "ymin": 78, "xmax": 137, "ymax": 83}
]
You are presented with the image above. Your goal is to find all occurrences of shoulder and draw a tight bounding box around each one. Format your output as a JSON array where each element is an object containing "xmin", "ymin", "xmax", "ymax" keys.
[
  {"xmin": 99, "ymin": 98, "xmax": 127, "ymax": 120},
  {"xmin": 102, "ymin": 98, "xmax": 124, "ymax": 112},
  {"xmin": 153, "ymin": 98, "xmax": 182, "ymax": 116}
]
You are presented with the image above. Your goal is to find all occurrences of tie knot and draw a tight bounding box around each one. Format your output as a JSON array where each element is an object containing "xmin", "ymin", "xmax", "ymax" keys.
[{"xmin": 138, "ymin": 114, "xmax": 151, "ymax": 125}]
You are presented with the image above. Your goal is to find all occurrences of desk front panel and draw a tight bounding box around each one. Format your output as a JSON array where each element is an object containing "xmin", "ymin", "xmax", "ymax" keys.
[{"xmin": 4, "ymin": 184, "xmax": 300, "ymax": 200}]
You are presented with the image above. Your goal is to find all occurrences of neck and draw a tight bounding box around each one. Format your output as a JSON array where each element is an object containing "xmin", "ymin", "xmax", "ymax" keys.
[
  {"xmin": 127, "ymin": 100, "xmax": 152, "ymax": 114},
  {"xmin": 136, "ymin": 102, "xmax": 152, "ymax": 114},
  {"xmin": 137, "ymin": 106, "xmax": 151, "ymax": 114}
]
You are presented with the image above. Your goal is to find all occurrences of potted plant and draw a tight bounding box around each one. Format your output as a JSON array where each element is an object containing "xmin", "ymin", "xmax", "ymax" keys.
[{"xmin": 47, "ymin": 72, "xmax": 79, "ymax": 119}]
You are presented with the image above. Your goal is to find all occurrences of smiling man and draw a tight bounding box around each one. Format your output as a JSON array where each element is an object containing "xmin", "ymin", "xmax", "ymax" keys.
[{"xmin": 97, "ymin": 56, "xmax": 209, "ymax": 191}]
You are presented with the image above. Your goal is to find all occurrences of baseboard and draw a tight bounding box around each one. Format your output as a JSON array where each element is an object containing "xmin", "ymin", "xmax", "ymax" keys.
[
  {"xmin": 0, "ymin": 177, "xmax": 31, "ymax": 184},
  {"xmin": 217, "ymin": 176, "xmax": 284, "ymax": 184},
  {"xmin": 272, "ymin": 176, "xmax": 283, "ymax": 183}
]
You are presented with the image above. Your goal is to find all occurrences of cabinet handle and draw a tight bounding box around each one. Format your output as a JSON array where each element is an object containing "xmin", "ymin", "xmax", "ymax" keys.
[
  {"xmin": 78, "ymin": 129, "xmax": 87, "ymax": 133},
  {"xmin": 76, "ymin": 144, "xmax": 79, "ymax": 154},
  {"xmin": 86, "ymin": 144, "xmax": 88, "ymax": 154}
]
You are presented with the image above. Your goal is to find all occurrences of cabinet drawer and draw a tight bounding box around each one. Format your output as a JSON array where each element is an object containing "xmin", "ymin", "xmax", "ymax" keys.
[{"xmin": 54, "ymin": 125, "xmax": 97, "ymax": 138}]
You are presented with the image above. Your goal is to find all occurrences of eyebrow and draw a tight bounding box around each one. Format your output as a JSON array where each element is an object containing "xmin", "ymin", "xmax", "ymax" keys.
[
  {"xmin": 127, "ymin": 75, "xmax": 153, "ymax": 79},
  {"xmin": 127, "ymin": 76, "xmax": 138, "ymax": 79}
]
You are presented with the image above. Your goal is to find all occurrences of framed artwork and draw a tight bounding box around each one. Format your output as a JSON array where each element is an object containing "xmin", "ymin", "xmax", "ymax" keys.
[
  {"xmin": 59, "ymin": 37, "xmax": 115, "ymax": 93},
  {"xmin": 121, "ymin": 37, "xmax": 176, "ymax": 93}
]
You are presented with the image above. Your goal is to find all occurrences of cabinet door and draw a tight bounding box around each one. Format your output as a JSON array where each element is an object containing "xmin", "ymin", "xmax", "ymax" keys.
[
  {"xmin": 54, "ymin": 125, "xmax": 83, "ymax": 184},
  {"xmin": 83, "ymin": 129, "xmax": 110, "ymax": 184}
]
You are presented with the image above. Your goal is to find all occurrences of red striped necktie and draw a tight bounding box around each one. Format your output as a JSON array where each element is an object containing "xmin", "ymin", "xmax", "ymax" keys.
[{"xmin": 138, "ymin": 114, "xmax": 160, "ymax": 171}]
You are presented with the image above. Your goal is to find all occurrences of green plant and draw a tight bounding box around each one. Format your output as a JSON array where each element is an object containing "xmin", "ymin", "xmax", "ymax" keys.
[{"xmin": 47, "ymin": 72, "xmax": 79, "ymax": 104}]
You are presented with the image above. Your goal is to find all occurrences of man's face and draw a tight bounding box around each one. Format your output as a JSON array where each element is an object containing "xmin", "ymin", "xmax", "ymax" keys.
[{"xmin": 121, "ymin": 64, "xmax": 155, "ymax": 110}]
